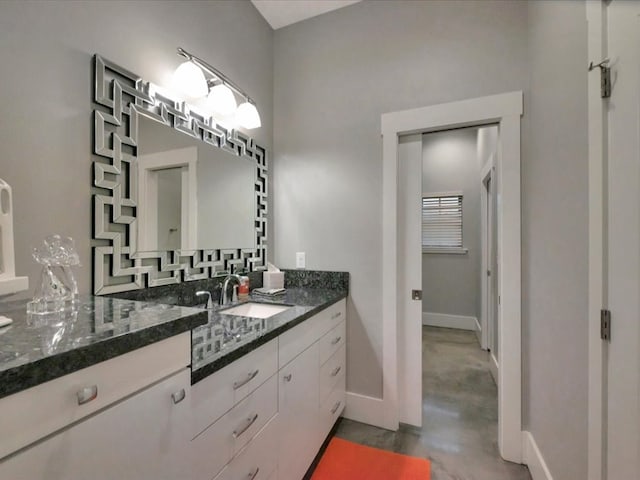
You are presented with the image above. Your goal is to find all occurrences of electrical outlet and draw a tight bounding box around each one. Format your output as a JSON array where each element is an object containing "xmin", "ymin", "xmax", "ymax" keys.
[{"xmin": 296, "ymin": 252, "xmax": 306, "ymax": 269}]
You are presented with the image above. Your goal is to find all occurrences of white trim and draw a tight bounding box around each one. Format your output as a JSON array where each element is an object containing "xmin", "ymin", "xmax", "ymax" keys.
[
  {"xmin": 343, "ymin": 391, "xmax": 386, "ymax": 427},
  {"xmin": 490, "ymin": 352, "xmax": 499, "ymax": 386},
  {"xmin": 474, "ymin": 317, "xmax": 482, "ymax": 346},
  {"xmin": 422, "ymin": 312, "xmax": 478, "ymax": 331},
  {"xmin": 587, "ymin": 2, "xmax": 606, "ymax": 480},
  {"xmin": 138, "ymin": 146, "xmax": 198, "ymax": 251},
  {"xmin": 480, "ymin": 159, "xmax": 495, "ymax": 351},
  {"xmin": 382, "ymin": 91, "xmax": 523, "ymax": 461},
  {"xmin": 522, "ymin": 431, "xmax": 554, "ymax": 480}
]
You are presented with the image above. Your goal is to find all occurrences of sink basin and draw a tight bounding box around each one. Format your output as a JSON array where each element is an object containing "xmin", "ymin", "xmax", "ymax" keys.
[{"xmin": 220, "ymin": 302, "xmax": 291, "ymax": 319}]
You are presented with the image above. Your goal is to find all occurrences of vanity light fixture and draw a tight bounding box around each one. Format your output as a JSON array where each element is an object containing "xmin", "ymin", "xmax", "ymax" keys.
[
  {"xmin": 174, "ymin": 47, "xmax": 261, "ymax": 129},
  {"xmin": 172, "ymin": 60, "xmax": 208, "ymax": 98}
]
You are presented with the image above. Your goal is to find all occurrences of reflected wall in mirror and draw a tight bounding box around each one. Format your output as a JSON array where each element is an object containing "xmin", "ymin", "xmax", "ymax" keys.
[
  {"xmin": 92, "ymin": 55, "xmax": 267, "ymax": 295},
  {"xmin": 138, "ymin": 116, "xmax": 256, "ymax": 252}
]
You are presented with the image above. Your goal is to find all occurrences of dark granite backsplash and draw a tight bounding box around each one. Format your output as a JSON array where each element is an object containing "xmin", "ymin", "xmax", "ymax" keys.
[
  {"xmin": 109, "ymin": 270, "xmax": 264, "ymax": 306},
  {"xmin": 109, "ymin": 270, "xmax": 348, "ymax": 304},
  {"xmin": 283, "ymin": 270, "xmax": 349, "ymax": 291}
]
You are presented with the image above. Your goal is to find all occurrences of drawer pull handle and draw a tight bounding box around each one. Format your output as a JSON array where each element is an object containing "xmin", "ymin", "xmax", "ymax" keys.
[
  {"xmin": 171, "ymin": 388, "xmax": 186, "ymax": 404},
  {"xmin": 331, "ymin": 366, "xmax": 342, "ymax": 377},
  {"xmin": 331, "ymin": 336, "xmax": 342, "ymax": 345},
  {"xmin": 233, "ymin": 369, "xmax": 260, "ymax": 389},
  {"xmin": 284, "ymin": 373, "xmax": 292, "ymax": 382},
  {"xmin": 331, "ymin": 312, "xmax": 342, "ymax": 320},
  {"xmin": 331, "ymin": 401, "xmax": 342, "ymax": 414},
  {"xmin": 233, "ymin": 413, "xmax": 259, "ymax": 438},
  {"xmin": 248, "ymin": 467, "xmax": 260, "ymax": 480},
  {"xmin": 77, "ymin": 385, "xmax": 98, "ymax": 405}
]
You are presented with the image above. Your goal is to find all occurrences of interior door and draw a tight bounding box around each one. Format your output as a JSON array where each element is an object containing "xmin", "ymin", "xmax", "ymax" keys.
[
  {"xmin": 397, "ymin": 133, "xmax": 423, "ymax": 427},
  {"xmin": 604, "ymin": 2, "xmax": 640, "ymax": 478}
]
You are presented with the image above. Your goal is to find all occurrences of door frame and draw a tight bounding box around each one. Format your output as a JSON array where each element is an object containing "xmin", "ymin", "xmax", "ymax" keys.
[
  {"xmin": 381, "ymin": 91, "xmax": 523, "ymax": 463},
  {"xmin": 586, "ymin": 1, "xmax": 606, "ymax": 479},
  {"xmin": 480, "ymin": 157, "xmax": 496, "ymax": 352},
  {"xmin": 138, "ymin": 146, "xmax": 198, "ymax": 251}
]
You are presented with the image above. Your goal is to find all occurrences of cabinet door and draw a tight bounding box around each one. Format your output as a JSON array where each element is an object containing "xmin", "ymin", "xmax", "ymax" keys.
[
  {"xmin": 278, "ymin": 344, "xmax": 319, "ymax": 480},
  {"xmin": 0, "ymin": 369, "xmax": 191, "ymax": 480}
]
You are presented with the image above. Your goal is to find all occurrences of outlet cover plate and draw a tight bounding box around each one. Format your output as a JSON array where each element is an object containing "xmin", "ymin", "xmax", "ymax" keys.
[{"xmin": 296, "ymin": 252, "xmax": 306, "ymax": 269}]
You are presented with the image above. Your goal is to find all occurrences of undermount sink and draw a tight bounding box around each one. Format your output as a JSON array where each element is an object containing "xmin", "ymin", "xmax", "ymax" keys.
[{"xmin": 219, "ymin": 302, "xmax": 291, "ymax": 319}]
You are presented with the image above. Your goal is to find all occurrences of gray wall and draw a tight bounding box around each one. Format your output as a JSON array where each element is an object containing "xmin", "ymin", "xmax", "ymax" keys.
[
  {"xmin": 524, "ymin": 1, "xmax": 588, "ymax": 478},
  {"xmin": 274, "ymin": 0, "xmax": 528, "ymax": 399},
  {"xmin": 422, "ymin": 128, "xmax": 481, "ymax": 319},
  {"xmin": 274, "ymin": 1, "xmax": 589, "ymax": 477},
  {"xmin": 0, "ymin": 0, "xmax": 273, "ymax": 296}
]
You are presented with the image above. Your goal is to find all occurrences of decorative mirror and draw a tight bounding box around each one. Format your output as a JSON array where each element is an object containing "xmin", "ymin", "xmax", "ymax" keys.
[{"xmin": 92, "ymin": 55, "xmax": 267, "ymax": 295}]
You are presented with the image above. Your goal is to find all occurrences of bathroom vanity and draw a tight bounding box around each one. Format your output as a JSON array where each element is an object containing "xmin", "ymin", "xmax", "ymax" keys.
[
  {"xmin": 0, "ymin": 277, "xmax": 348, "ymax": 480},
  {"xmin": 0, "ymin": 53, "xmax": 347, "ymax": 480}
]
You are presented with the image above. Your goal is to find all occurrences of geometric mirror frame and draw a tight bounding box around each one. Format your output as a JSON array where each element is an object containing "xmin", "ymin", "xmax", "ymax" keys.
[{"xmin": 92, "ymin": 55, "xmax": 267, "ymax": 295}]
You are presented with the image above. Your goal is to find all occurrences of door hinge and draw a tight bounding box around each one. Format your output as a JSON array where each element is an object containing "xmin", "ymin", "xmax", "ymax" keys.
[
  {"xmin": 601, "ymin": 309, "xmax": 611, "ymax": 341},
  {"xmin": 589, "ymin": 59, "xmax": 611, "ymax": 98}
]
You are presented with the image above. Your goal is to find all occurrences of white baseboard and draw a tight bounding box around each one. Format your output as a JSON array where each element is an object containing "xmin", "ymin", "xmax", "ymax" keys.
[
  {"xmin": 343, "ymin": 391, "xmax": 390, "ymax": 429},
  {"xmin": 489, "ymin": 351, "xmax": 499, "ymax": 386},
  {"xmin": 474, "ymin": 317, "xmax": 482, "ymax": 345},
  {"xmin": 522, "ymin": 431, "xmax": 554, "ymax": 480},
  {"xmin": 422, "ymin": 312, "xmax": 478, "ymax": 331}
]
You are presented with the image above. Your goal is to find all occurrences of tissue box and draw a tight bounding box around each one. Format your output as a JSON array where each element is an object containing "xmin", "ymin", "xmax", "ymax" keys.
[{"xmin": 263, "ymin": 271, "xmax": 284, "ymax": 289}]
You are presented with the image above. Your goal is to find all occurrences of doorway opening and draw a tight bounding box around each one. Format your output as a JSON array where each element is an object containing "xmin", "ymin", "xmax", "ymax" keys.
[
  {"xmin": 418, "ymin": 125, "xmax": 507, "ymax": 471},
  {"xmin": 380, "ymin": 91, "xmax": 523, "ymax": 463},
  {"xmin": 419, "ymin": 125, "xmax": 499, "ymax": 374}
]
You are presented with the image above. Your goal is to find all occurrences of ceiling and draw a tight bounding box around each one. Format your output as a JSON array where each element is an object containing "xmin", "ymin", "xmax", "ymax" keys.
[{"xmin": 250, "ymin": 0, "xmax": 361, "ymax": 30}]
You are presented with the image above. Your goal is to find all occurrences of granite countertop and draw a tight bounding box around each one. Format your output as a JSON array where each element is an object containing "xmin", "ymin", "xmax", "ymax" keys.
[
  {"xmin": 191, "ymin": 287, "xmax": 347, "ymax": 384},
  {"xmin": 0, "ymin": 295, "xmax": 207, "ymax": 399}
]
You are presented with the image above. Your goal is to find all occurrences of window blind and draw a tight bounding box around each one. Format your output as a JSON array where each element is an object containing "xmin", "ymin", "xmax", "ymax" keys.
[{"xmin": 422, "ymin": 195, "xmax": 463, "ymax": 248}]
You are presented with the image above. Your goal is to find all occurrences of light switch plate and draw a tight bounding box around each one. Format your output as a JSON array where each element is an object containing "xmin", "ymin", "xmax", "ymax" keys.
[{"xmin": 296, "ymin": 252, "xmax": 306, "ymax": 269}]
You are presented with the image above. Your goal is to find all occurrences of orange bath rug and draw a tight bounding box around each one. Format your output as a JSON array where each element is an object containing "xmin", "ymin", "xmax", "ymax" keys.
[{"xmin": 310, "ymin": 437, "xmax": 431, "ymax": 480}]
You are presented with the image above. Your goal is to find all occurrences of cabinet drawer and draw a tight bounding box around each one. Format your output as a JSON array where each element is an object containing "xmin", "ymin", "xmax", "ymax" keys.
[
  {"xmin": 319, "ymin": 345, "xmax": 346, "ymax": 404},
  {"xmin": 0, "ymin": 369, "xmax": 191, "ymax": 480},
  {"xmin": 0, "ymin": 332, "xmax": 190, "ymax": 460},
  {"xmin": 322, "ymin": 299, "xmax": 346, "ymax": 330},
  {"xmin": 213, "ymin": 414, "xmax": 278, "ymax": 480},
  {"xmin": 319, "ymin": 383, "xmax": 346, "ymax": 440},
  {"xmin": 278, "ymin": 299, "xmax": 345, "ymax": 368},
  {"xmin": 191, "ymin": 339, "xmax": 277, "ymax": 439},
  {"xmin": 278, "ymin": 314, "xmax": 324, "ymax": 369},
  {"xmin": 190, "ymin": 374, "xmax": 278, "ymax": 480},
  {"xmin": 318, "ymin": 320, "xmax": 345, "ymax": 366}
]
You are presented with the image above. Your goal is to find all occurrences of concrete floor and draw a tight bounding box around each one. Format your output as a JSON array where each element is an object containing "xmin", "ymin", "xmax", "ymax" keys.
[{"xmin": 334, "ymin": 326, "xmax": 531, "ymax": 480}]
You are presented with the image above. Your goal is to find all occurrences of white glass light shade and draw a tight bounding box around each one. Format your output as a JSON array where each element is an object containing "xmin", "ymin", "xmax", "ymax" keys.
[
  {"xmin": 207, "ymin": 84, "xmax": 237, "ymax": 116},
  {"xmin": 236, "ymin": 101, "xmax": 261, "ymax": 129},
  {"xmin": 172, "ymin": 61, "xmax": 208, "ymax": 98}
]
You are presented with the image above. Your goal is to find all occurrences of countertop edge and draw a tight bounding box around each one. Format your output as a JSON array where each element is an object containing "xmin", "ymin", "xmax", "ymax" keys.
[{"xmin": 0, "ymin": 311, "xmax": 207, "ymax": 400}]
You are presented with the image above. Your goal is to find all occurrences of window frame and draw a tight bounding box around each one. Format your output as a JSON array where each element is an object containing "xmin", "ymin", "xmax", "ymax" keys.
[{"xmin": 421, "ymin": 192, "xmax": 468, "ymax": 254}]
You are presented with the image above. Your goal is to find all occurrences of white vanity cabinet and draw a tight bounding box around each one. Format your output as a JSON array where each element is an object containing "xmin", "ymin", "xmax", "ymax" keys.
[
  {"xmin": 0, "ymin": 333, "xmax": 193, "ymax": 480},
  {"xmin": 190, "ymin": 298, "xmax": 347, "ymax": 480},
  {"xmin": 277, "ymin": 298, "xmax": 347, "ymax": 480},
  {"xmin": 278, "ymin": 342, "xmax": 320, "ymax": 480},
  {"xmin": 189, "ymin": 338, "xmax": 279, "ymax": 480}
]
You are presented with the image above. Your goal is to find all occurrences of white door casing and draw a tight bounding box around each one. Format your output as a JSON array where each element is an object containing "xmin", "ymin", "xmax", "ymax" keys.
[
  {"xmin": 480, "ymin": 158, "xmax": 496, "ymax": 352},
  {"xmin": 137, "ymin": 146, "xmax": 198, "ymax": 252},
  {"xmin": 381, "ymin": 91, "xmax": 523, "ymax": 462}
]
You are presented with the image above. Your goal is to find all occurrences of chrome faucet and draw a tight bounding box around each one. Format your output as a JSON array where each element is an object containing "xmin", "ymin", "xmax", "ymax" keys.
[
  {"xmin": 195, "ymin": 290, "xmax": 213, "ymax": 309},
  {"xmin": 220, "ymin": 274, "xmax": 243, "ymax": 306}
]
